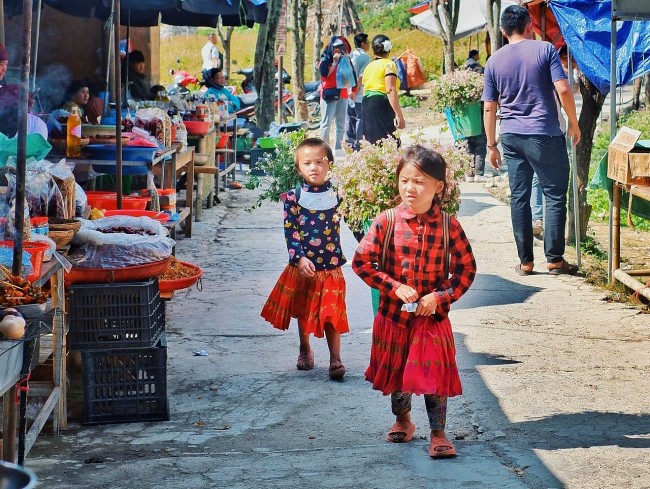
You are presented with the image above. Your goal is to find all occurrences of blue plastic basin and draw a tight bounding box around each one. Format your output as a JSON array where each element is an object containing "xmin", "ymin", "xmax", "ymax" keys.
[{"xmin": 85, "ymin": 144, "xmax": 157, "ymax": 162}]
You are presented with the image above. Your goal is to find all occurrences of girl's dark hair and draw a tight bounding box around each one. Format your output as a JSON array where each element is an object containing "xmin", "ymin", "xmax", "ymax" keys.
[
  {"xmin": 396, "ymin": 145, "xmax": 448, "ymax": 205},
  {"xmin": 66, "ymin": 79, "xmax": 90, "ymax": 98},
  {"xmin": 500, "ymin": 5, "xmax": 530, "ymax": 36},
  {"xmin": 294, "ymin": 137, "xmax": 334, "ymax": 166},
  {"xmin": 371, "ymin": 34, "xmax": 391, "ymax": 57}
]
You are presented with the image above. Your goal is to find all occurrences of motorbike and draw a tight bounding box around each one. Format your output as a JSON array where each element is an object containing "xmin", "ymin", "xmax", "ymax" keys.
[{"xmin": 167, "ymin": 69, "xmax": 200, "ymax": 97}]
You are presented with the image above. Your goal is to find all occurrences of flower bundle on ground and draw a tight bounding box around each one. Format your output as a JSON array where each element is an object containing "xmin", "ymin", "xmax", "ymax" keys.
[
  {"xmin": 330, "ymin": 136, "xmax": 471, "ymax": 231},
  {"xmin": 244, "ymin": 129, "xmax": 307, "ymax": 211},
  {"xmin": 431, "ymin": 70, "xmax": 484, "ymax": 113}
]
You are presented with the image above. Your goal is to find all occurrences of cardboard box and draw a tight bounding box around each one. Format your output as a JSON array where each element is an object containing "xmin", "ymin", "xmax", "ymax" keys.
[{"xmin": 607, "ymin": 126, "xmax": 650, "ymax": 186}]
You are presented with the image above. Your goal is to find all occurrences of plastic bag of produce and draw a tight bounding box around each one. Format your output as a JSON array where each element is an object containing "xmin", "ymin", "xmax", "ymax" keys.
[{"xmin": 67, "ymin": 216, "xmax": 175, "ymax": 268}]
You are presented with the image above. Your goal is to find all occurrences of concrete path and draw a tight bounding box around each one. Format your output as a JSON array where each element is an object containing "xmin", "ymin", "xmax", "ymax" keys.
[{"xmin": 27, "ymin": 170, "xmax": 649, "ymax": 489}]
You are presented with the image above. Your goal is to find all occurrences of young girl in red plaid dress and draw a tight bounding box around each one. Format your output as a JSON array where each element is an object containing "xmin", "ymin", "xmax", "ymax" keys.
[
  {"xmin": 352, "ymin": 145, "xmax": 476, "ymax": 458},
  {"xmin": 261, "ymin": 138, "xmax": 348, "ymax": 380}
]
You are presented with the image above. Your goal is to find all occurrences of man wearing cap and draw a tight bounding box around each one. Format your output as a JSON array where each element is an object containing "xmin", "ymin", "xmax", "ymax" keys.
[
  {"xmin": 319, "ymin": 36, "xmax": 352, "ymax": 152},
  {"xmin": 0, "ymin": 44, "xmax": 9, "ymax": 88},
  {"xmin": 201, "ymin": 32, "xmax": 223, "ymax": 82}
]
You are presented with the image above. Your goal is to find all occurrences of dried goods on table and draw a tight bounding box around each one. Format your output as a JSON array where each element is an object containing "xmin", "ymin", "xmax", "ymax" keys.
[
  {"xmin": 67, "ymin": 216, "xmax": 174, "ymax": 269},
  {"xmin": 0, "ymin": 265, "xmax": 47, "ymax": 306},
  {"xmin": 160, "ymin": 257, "xmax": 199, "ymax": 280}
]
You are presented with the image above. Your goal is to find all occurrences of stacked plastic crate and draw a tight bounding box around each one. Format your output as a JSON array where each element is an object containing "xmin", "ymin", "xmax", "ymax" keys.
[{"xmin": 67, "ymin": 278, "xmax": 169, "ymax": 425}]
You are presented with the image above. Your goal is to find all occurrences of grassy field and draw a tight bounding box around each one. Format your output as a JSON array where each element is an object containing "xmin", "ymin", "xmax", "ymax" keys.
[{"xmin": 160, "ymin": 27, "xmax": 488, "ymax": 88}]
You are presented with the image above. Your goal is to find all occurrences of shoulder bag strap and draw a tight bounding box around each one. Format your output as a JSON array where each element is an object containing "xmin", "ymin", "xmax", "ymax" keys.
[
  {"xmin": 442, "ymin": 211, "xmax": 450, "ymax": 280},
  {"xmin": 379, "ymin": 208, "xmax": 395, "ymax": 271}
]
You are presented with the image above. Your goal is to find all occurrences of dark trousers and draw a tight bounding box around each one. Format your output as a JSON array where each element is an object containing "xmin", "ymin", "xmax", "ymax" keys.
[
  {"xmin": 465, "ymin": 133, "xmax": 487, "ymax": 176},
  {"xmin": 344, "ymin": 100, "xmax": 363, "ymax": 150},
  {"xmin": 501, "ymin": 134, "xmax": 569, "ymax": 264},
  {"xmin": 391, "ymin": 392, "xmax": 448, "ymax": 431}
]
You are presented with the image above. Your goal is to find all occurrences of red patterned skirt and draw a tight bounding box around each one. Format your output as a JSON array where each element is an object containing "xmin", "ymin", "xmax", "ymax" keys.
[
  {"xmin": 365, "ymin": 313, "xmax": 462, "ymax": 397},
  {"xmin": 261, "ymin": 265, "xmax": 349, "ymax": 338}
]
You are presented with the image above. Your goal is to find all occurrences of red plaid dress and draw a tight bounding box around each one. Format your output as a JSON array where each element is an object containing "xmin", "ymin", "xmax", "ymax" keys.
[{"xmin": 352, "ymin": 204, "xmax": 476, "ymax": 396}]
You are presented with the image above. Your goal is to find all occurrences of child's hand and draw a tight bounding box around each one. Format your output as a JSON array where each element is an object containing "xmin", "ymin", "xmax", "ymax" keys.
[
  {"xmin": 415, "ymin": 292, "xmax": 437, "ymax": 316},
  {"xmin": 395, "ymin": 284, "xmax": 418, "ymax": 304},
  {"xmin": 297, "ymin": 257, "xmax": 316, "ymax": 277}
]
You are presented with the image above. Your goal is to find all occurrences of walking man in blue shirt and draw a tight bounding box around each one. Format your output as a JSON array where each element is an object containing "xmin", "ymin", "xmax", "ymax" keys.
[{"xmin": 482, "ymin": 4, "xmax": 580, "ymax": 276}]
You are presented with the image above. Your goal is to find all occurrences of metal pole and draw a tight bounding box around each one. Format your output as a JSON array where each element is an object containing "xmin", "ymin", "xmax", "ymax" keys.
[
  {"xmin": 30, "ymin": 0, "xmax": 41, "ymax": 92},
  {"xmin": 103, "ymin": 12, "xmax": 114, "ymax": 115},
  {"xmin": 13, "ymin": 0, "xmax": 32, "ymax": 278},
  {"xmin": 277, "ymin": 55, "xmax": 283, "ymax": 123},
  {"xmin": 567, "ymin": 48, "xmax": 581, "ymax": 268},
  {"xmin": 114, "ymin": 0, "xmax": 123, "ymax": 209},
  {"xmin": 17, "ymin": 0, "xmax": 33, "ymax": 465},
  {"xmin": 0, "ymin": 0, "xmax": 5, "ymax": 45},
  {"xmin": 608, "ymin": 14, "xmax": 617, "ymax": 282}
]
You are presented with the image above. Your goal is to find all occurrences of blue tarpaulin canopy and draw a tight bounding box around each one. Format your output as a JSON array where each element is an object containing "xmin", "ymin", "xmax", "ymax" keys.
[{"xmin": 549, "ymin": 0, "xmax": 650, "ymax": 95}]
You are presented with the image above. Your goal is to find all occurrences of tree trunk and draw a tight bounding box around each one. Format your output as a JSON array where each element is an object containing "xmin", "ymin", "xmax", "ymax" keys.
[
  {"xmin": 348, "ymin": 0, "xmax": 363, "ymax": 32},
  {"xmin": 486, "ymin": 0, "xmax": 502, "ymax": 54},
  {"xmin": 254, "ymin": 0, "xmax": 283, "ymax": 131},
  {"xmin": 431, "ymin": 0, "xmax": 460, "ymax": 73},
  {"xmin": 291, "ymin": 0, "xmax": 308, "ymax": 121},
  {"xmin": 313, "ymin": 0, "xmax": 323, "ymax": 80},
  {"xmin": 216, "ymin": 20, "xmax": 235, "ymax": 79},
  {"xmin": 567, "ymin": 73, "xmax": 606, "ymax": 242}
]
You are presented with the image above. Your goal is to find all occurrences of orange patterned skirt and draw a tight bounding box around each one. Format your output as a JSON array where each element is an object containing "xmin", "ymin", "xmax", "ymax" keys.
[
  {"xmin": 365, "ymin": 313, "xmax": 462, "ymax": 397},
  {"xmin": 261, "ymin": 265, "xmax": 349, "ymax": 338}
]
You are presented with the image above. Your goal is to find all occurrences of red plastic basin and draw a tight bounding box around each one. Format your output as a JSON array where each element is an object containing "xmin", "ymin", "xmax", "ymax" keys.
[
  {"xmin": 86, "ymin": 191, "xmax": 149, "ymax": 211},
  {"xmin": 0, "ymin": 240, "xmax": 51, "ymax": 283},
  {"xmin": 103, "ymin": 209, "xmax": 171, "ymax": 223},
  {"xmin": 184, "ymin": 120, "xmax": 213, "ymax": 136}
]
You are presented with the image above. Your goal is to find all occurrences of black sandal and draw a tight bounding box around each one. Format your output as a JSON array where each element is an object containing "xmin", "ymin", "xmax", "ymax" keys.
[{"xmin": 548, "ymin": 261, "xmax": 579, "ymax": 275}]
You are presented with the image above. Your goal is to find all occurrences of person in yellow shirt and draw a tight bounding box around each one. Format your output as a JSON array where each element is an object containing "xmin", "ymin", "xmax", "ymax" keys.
[{"xmin": 361, "ymin": 34, "xmax": 405, "ymax": 145}]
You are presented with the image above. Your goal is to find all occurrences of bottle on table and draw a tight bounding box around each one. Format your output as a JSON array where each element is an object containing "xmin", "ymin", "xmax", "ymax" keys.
[{"xmin": 66, "ymin": 106, "xmax": 82, "ymax": 157}]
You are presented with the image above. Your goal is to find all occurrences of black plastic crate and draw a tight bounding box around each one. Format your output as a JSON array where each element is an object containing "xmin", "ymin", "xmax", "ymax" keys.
[
  {"xmin": 249, "ymin": 147, "xmax": 275, "ymax": 176},
  {"xmin": 82, "ymin": 337, "xmax": 169, "ymax": 425},
  {"xmin": 68, "ymin": 278, "xmax": 165, "ymax": 350}
]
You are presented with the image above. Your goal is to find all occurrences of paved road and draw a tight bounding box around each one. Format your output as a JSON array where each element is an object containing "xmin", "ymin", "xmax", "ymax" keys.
[{"xmin": 27, "ymin": 171, "xmax": 649, "ymax": 489}]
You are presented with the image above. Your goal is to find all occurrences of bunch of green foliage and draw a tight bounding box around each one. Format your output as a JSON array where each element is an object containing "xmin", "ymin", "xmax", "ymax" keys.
[
  {"xmin": 244, "ymin": 129, "xmax": 308, "ymax": 210},
  {"xmin": 399, "ymin": 94, "xmax": 421, "ymax": 108}
]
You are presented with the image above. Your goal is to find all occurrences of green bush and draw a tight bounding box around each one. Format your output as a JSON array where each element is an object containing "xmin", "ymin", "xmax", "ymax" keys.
[
  {"xmin": 360, "ymin": 2, "xmax": 412, "ymax": 30},
  {"xmin": 588, "ymin": 109, "xmax": 650, "ymax": 231}
]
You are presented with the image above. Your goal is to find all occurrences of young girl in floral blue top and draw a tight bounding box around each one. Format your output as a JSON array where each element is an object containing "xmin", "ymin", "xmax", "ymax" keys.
[{"xmin": 261, "ymin": 138, "xmax": 349, "ymax": 380}]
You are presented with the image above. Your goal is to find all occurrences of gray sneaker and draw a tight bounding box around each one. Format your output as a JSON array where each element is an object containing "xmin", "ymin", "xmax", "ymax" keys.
[{"xmin": 532, "ymin": 219, "xmax": 544, "ymax": 236}]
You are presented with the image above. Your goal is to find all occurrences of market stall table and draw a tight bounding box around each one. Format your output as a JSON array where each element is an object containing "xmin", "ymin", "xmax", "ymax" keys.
[
  {"xmin": 1, "ymin": 259, "xmax": 66, "ymax": 462},
  {"xmin": 187, "ymin": 127, "xmax": 217, "ymax": 219}
]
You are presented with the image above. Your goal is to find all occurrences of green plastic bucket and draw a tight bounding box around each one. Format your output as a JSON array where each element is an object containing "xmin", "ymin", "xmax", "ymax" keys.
[{"xmin": 448, "ymin": 101, "xmax": 482, "ymax": 139}]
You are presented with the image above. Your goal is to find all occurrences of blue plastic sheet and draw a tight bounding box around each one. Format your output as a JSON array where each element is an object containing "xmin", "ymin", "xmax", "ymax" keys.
[{"xmin": 550, "ymin": 0, "xmax": 650, "ymax": 95}]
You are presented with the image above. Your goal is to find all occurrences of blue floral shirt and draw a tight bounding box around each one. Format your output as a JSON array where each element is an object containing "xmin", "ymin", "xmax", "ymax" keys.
[{"xmin": 283, "ymin": 181, "xmax": 346, "ymax": 271}]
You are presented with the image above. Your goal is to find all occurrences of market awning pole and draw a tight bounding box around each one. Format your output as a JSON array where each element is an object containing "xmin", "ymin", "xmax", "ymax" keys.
[
  {"xmin": 114, "ymin": 0, "xmax": 123, "ymax": 209},
  {"xmin": 568, "ymin": 47, "xmax": 581, "ymax": 268},
  {"xmin": 103, "ymin": 6, "xmax": 114, "ymax": 115},
  {"xmin": 0, "ymin": 0, "xmax": 5, "ymax": 45},
  {"xmin": 124, "ymin": 9, "xmax": 130, "ymax": 104},
  {"xmin": 13, "ymin": 0, "xmax": 32, "ymax": 278},
  {"xmin": 608, "ymin": 13, "xmax": 617, "ymax": 282},
  {"xmin": 17, "ymin": 0, "xmax": 33, "ymax": 467},
  {"xmin": 30, "ymin": 0, "xmax": 42, "ymax": 93}
]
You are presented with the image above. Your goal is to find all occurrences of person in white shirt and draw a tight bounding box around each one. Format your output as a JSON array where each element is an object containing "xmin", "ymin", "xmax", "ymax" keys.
[{"xmin": 201, "ymin": 32, "xmax": 222, "ymax": 81}]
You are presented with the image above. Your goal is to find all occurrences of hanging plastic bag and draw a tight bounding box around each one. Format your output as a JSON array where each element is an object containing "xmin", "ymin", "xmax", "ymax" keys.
[
  {"xmin": 144, "ymin": 171, "xmax": 160, "ymax": 212},
  {"xmin": 393, "ymin": 57, "xmax": 408, "ymax": 91},
  {"xmin": 399, "ymin": 50, "xmax": 427, "ymax": 89},
  {"xmin": 336, "ymin": 55, "xmax": 357, "ymax": 89}
]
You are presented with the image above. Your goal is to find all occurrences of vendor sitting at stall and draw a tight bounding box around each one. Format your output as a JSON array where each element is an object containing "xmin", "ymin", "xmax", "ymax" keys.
[
  {"xmin": 61, "ymin": 80, "xmax": 104, "ymax": 125},
  {"xmin": 0, "ymin": 84, "xmax": 47, "ymax": 139},
  {"xmin": 205, "ymin": 68, "xmax": 240, "ymax": 113},
  {"xmin": 124, "ymin": 50, "xmax": 153, "ymax": 102}
]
